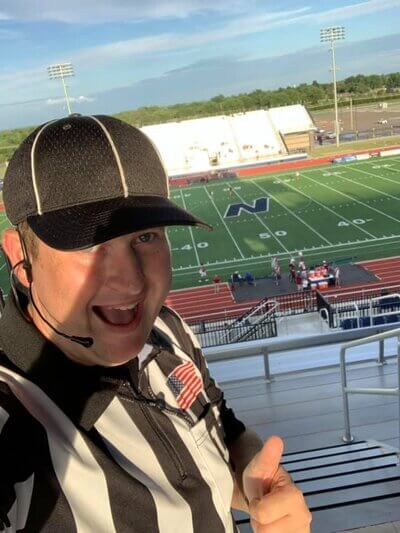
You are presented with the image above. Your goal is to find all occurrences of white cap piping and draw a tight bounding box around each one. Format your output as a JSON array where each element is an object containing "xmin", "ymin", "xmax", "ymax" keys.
[
  {"xmin": 30, "ymin": 120, "xmax": 58, "ymax": 215},
  {"xmin": 90, "ymin": 116, "xmax": 128, "ymax": 197}
]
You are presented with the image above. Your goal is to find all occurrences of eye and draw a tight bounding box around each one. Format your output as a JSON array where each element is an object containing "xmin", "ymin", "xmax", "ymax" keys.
[{"xmin": 136, "ymin": 232, "xmax": 155, "ymax": 244}]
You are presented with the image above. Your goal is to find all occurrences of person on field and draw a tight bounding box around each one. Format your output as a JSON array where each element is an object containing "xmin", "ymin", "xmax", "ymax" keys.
[
  {"xmin": 0, "ymin": 114, "xmax": 311, "ymax": 533},
  {"xmin": 198, "ymin": 263, "xmax": 208, "ymax": 283},
  {"xmin": 213, "ymin": 273, "xmax": 222, "ymax": 293}
]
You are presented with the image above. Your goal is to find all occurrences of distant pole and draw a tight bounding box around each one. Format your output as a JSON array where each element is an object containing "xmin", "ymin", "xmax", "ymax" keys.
[
  {"xmin": 47, "ymin": 62, "xmax": 74, "ymax": 115},
  {"xmin": 320, "ymin": 27, "xmax": 345, "ymax": 147},
  {"xmin": 349, "ymin": 95, "xmax": 353, "ymax": 130}
]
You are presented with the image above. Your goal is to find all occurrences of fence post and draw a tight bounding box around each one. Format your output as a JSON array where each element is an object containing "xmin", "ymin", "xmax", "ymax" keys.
[
  {"xmin": 262, "ymin": 347, "xmax": 273, "ymax": 383},
  {"xmin": 377, "ymin": 338, "xmax": 386, "ymax": 365}
]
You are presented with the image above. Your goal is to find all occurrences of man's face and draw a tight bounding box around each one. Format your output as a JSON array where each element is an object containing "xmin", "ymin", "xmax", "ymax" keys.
[{"xmin": 27, "ymin": 227, "xmax": 172, "ymax": 366}]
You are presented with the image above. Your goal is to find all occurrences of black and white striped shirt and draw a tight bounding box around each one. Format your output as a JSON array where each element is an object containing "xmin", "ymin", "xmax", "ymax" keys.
[{"xmin": 0, "ymin": 294, "xmax": 245, "ymax": 532}]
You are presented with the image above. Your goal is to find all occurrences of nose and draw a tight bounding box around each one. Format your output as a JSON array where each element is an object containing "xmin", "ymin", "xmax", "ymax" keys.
[{"xmin": 104, "ymin": 245, "xmax": 146, "ymax": 295}]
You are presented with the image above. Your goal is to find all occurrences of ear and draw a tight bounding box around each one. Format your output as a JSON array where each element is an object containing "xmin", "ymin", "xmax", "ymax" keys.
[{"xmin": 2, "ymin": 228, "xmax": 30, "ymax": 287}]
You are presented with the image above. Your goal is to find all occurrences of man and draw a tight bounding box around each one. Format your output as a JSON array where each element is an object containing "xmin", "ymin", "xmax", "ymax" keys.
[
  {"xmin": 198, "ymin": 263, "xmax": 208, "ymax": 283},
  {"xmin": 0, "ymin": 115, "xmax": 311, "ymax": 532}
]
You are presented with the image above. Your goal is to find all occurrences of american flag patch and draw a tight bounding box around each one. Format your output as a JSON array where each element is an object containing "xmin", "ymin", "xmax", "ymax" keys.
[{"xmin": 167, "ymin": 361, "xmax": 203, "ymax": 410}]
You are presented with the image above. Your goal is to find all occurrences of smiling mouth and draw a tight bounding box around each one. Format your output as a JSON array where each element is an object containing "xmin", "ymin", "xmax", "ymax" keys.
[{"xmin": 93, "ymin": 303, "xmax": 140, "ymax": 326}]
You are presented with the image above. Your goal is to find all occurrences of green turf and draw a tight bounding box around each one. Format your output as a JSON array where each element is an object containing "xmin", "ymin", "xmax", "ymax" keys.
[
  {"xmin": 168, "ymin": 155, "xmax": 400, "ymax": 288},
  {"xmin": 1, "ymin": 156, "xmax": 400, "ymax": 293}
]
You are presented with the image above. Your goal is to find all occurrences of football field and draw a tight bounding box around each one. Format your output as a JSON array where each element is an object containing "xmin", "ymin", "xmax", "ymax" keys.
[
  {"xmin": 1, "ymin": 156, "xmax": 400, "ymax": 293},
  {"xmin": 168, "ymin": 156, "xmax": 400, "ymax": 289}
]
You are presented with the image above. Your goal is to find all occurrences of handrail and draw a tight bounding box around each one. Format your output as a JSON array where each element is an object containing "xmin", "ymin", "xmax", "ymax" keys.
[
  {"xmin": 340, "ymin": 326, "xmax": 400, "ymax": 444},
  {"xmin": 228, "ymin": 302, "xmax": 278, "ymax": 344},
  {"xmin": 335, "ymin": 301, "xmax": 360, "ymax": 328},
  {"xmin": 369, "ymin": 293, "xmax": 400, "ymax": 320},
  {"xmin": 221, "ymin": 296, "xmax": 270, "ymax": 342}
]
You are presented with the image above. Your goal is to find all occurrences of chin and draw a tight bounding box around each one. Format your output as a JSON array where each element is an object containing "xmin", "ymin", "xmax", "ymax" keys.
[{"xmin": 100, "ymin": 342, "xmax": 146, "ymax": 366}]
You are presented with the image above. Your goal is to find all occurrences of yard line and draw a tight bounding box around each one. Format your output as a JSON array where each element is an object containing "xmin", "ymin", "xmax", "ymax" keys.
[
  {"xmin": 337, "ymin": 170, "xmax": 400, "ymax": 202},
  {"xmin": 231, "ymin": 186, "xmax": 290, "ymax": 253},
  {"xmin": 172, "ymin": 236, "xmax": 400, "ymax": 274},
  {"xmin": 179, "ymin": 189, "xmax": 201, "ymax": 267},
  {"xmin": 203, "ymin": 187, "xmax": 246, "ymax": 259},
  {"xmin": 251, "ymin": 180, "xmax": 332, "ymax": 245},
  {"xmin": 301, "ymin": 171, "xmax": 400, "ymax": 225},
  {"xmin": 351, "ymin": 166, "xmax": 400, "ymax": 190},
  {"xmin": 277, "ymin": 174, "xmax": 377, "ymax": 239}
]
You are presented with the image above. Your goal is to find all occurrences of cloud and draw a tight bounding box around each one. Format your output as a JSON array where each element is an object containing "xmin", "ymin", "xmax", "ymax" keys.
[
  {"xmin": 1, "ymin": 32, "xmax": 399, "ymax": 130},
  {"xmin": 0, "ymin": 0, "xmax": 252, "ymax": 23},
  {"xmin": 46, "ymin": 95, "xmax": 94, "ymax": 105},
  {"xmin": 68, "ymin": 6, "xmax": 311, "ymax": 66},
  {"xmin": 60, "ymin": 1, "xmax": 400, "ymax": 66}
]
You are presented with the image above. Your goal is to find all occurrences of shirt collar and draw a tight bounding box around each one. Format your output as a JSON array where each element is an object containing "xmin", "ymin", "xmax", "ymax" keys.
[{"xmin": 0, "ymin": 292, "xmax": 155, "ymax": 431}]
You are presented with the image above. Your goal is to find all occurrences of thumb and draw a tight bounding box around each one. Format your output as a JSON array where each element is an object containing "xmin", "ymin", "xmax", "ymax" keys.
[{"xmin": 244, "ymin": 435, "xmax": 284, "ymax": 500}]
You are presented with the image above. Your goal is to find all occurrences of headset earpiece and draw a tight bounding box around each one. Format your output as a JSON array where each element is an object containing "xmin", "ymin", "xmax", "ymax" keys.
[
  {"xmin": 23, "ymin": 261, "xmax": 33, "ymax": 284},
  {"xmin": 16, "ymin": 229, "xmax": 33, "ymax": 284}
]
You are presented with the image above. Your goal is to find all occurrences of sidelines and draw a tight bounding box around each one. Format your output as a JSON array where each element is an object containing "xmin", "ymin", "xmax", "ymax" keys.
[
  {"xmin": 230, "ymin": 185, "xmax": 289, "ymax": 253},
  {"xmin": 251, "ymin": 180, "xmax": 332, "ymax": 246},
  {"xmin": 171, "ymin": 155, "xmax": 400, "ymax": 193},
  {"xmin": 172, "ymin": 235, "xmax": 400, "ymax": 275},
  {"xmin": 301, "ymin": 171, "xmax": 400, "ymax": 226},
  {"xmin": 203, "ymin": 187, "xmax": 246, "ymax": 259},
  {"xmin": 283, "ymin": 173, "xmax": 377, "ymax": 239},
  {"xmin": 179, "ymin": 189, "xmax": 200, "ymax": 267}
]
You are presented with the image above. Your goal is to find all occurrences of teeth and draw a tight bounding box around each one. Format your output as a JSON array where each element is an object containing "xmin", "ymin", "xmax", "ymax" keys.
[{"xmin": 108, "ymin": 303, "xmax": 138, "ymax": 311}]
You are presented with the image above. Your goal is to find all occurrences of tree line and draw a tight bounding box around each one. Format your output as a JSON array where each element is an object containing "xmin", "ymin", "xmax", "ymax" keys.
[{"xmin": 1, "ymin": 71, "xmax": 400, "ymax": 164}]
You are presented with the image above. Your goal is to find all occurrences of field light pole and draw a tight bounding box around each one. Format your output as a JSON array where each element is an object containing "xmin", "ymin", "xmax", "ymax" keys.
[
  {"xmin": 320, "ymin": 26, "xmax": 345, "ymax": 147},
  {"xmin": 47, "ymin": 62, "xmax": 74, "ymax": 115}
]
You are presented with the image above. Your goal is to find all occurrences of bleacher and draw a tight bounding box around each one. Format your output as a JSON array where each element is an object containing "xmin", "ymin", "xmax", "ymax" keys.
[{"xmin": 141, "ymin": 104, "xmax": 314, "ymax": 175}]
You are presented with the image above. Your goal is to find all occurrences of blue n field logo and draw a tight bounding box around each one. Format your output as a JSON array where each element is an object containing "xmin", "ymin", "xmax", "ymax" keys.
[{"xmin": 224, "ymin": 197, "xmax": 270, "ymax": 218}]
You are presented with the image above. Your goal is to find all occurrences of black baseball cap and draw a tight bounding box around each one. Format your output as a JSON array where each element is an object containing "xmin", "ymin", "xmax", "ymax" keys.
[{"xmin": 3, "ymin": 114, "xmax": 211, "ymax": 250}]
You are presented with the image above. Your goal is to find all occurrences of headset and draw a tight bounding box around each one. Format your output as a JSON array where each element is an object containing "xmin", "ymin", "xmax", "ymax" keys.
[{"xmin": 8, "ymin": 230, "xmax": 93, "ymax": 348}]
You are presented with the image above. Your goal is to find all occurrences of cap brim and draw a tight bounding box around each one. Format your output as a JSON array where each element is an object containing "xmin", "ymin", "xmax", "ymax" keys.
[{"xmin": 27, "ymin": 196, "xmax": 212, "ymax": 250}]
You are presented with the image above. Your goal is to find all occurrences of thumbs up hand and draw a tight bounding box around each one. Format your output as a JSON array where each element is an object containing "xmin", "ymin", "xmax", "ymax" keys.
[{"xmin": 243, "ymin": 436, "xmax": 311, "ymax": 532}]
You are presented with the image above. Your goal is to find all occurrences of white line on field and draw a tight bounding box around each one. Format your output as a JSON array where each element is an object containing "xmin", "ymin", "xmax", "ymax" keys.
[
  {"xmin": 342, "ymin": 167, "xmax": 400, "ymax": 200},
  {"xmin": 230, "ymin": 186, "xmax": 290, "ymax": 253},
  {"xmin": 203, "ymin": 187, "xmax": 246, "ymax": 259},
  {"xmin": 350, "ymin": 166, "xmax": 400, "ymax": 190},
  {"xmin": 172, "ymin": 156, "xmax": 400, "ymax": 191},
  {"xmin": 251, "ymin": 180, "xmax": 332, "ymax": 245},
  {"xmin": 179, "ymin": 189, "xmax": 201, "ymax": 267},
  {"xmin": 301, "ymin": 171, "xmax": 400, "ymax": 225},
  {"xmin": 172, "ymin": 236, "xmax": 400, "ymax": 275},
  {"xmin": 279, "ymin": 174, "xmax": 377, "ymax": 239}
]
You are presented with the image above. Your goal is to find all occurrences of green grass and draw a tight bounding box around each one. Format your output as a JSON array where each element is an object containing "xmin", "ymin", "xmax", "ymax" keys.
[
  {"xmin": 1, "ymin": 155, "xmax": 400, "ymax": 293},
  {"xmin": 168, "ymin": 155, "xmax": 400, "ymax": 288}
]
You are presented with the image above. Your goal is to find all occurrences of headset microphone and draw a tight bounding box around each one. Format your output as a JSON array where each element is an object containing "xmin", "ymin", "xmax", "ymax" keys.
[
  {"xmin": 28, "ymin": 287, "xmax": 94, "ymax": 348},
  {"xmin": 10, "ymin": 257, "xmax": 94, "ymax": 349}
]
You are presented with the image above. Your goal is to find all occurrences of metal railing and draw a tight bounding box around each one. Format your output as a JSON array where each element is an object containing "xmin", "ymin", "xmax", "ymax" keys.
[
  {"xmin": 222, "ymin": 297, "xmax": 273, "ymax": 343},
  {"xmin": 319, "ymin": 288, "xmax": 400, "ymax": 328},
  {"xmin": 190, "ymin": 312, "xmax": 277, "ymax": 348},
  {"xmin": 340, "ymin": 327, "xmax": 400, "ymax": 445}
]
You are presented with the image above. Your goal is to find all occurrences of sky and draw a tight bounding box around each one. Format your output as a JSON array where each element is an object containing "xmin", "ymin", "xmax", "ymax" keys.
[{"xmin": 0, "ymin": 0, "xmax": 399, "ymax": 129}]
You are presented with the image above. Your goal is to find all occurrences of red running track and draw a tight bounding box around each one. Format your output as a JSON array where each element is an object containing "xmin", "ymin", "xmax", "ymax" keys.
[{"xmin": 167, "ymin": 256, "xmax": 400, "ymax": 322}]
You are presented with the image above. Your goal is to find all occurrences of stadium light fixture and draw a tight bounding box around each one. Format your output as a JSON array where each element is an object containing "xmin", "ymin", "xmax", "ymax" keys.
[
  {"xmin": 47, "ymin": 62, "xmax": 75, "ymax": 115},
  {"xmin": 320, "ymin": 26, "xmax": 345, "ymax": 147}
]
